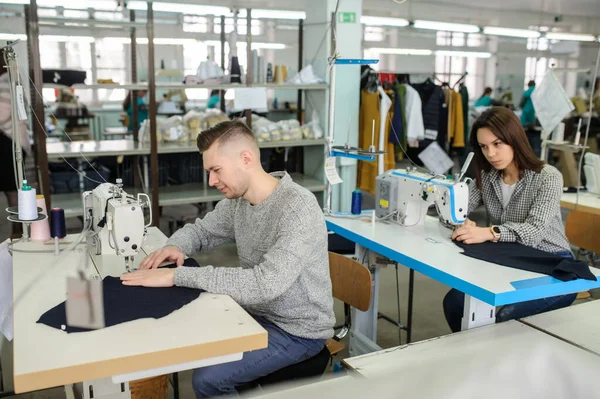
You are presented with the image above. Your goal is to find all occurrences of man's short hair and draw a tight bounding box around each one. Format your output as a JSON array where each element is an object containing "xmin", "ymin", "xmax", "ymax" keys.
[{"xmin": 196, "ymin": 119, "xmax": 256, "ymax": 153}]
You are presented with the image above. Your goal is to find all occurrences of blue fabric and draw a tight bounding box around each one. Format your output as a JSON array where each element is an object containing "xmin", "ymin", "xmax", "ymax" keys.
[
  {"xmin": 521, "ymin": 86, "xmax": 536, "ymax": 127},
  {"xmin": 442, "ymin": 252, "xmax": 578, "ymax": 333},
  {"xmin": 192, "ymin": 315, "xmax": 325, "ymax": 398},
  {"xmin": 474, "ymin": 95, "xmax": 493, "ymax": 107},
  {"xmin": 37, "ymin": 258, "xmax": 203, "ymax": 333},
  {"xmin": 127, "ymin": 97, "xmax": 148, "ymax": 130},
  {"xmin": 390, "ymin": 85, "xmax": 404, "ymax": 145}
]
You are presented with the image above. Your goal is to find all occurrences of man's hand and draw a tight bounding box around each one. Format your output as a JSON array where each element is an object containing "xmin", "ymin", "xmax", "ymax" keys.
[
  {"xmin": 120, "ymin": 268, "xmax": 176, "ymax": 288},
  {"xmin": 138, "ymin": 246, "xmax": 184, "ymax": 270},
  {"xmin": 452, "ymin": 225, "xmax": 494, "ymax": 245}
]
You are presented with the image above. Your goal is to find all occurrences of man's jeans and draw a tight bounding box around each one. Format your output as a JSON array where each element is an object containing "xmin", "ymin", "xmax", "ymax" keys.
[
  {"xmin": 443, "ymin": 251, "xmax": 577, "ymax": 333},
  {"xmin": 192, "ymin": 315, "xmax": 325, "ymax": 398}
]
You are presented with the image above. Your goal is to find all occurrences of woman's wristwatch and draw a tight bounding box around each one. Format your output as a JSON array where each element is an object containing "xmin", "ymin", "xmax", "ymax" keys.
[{"xmin": 490, "ymin": 225, "xmax": 501, "ymax": 242}]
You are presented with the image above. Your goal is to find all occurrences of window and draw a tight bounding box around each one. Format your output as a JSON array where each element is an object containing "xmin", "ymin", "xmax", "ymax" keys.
[
  {"xmin": 183, "ymin": 15, "xmax": 209, "ymax": 33},
  {"xmin": 94, "ymin": 38, "xmax": 127, "ymax": 102},
  {"xmin": 436, "ymin": 32, "xmax": 464, "ymax": 47},
  {"xmin": 39, "ymin": 42, "xmax": 61, "ymax": 69},
  {"xmin": 213, "ymin": 17, "xmax": 261, "ymax": 35},
  {"xmin": 65, "ymin": 41, "xmax": 93, "ymax": 102},
  {"xmin": 524, "ymin": 56, "xmax": 557, "ymax": 87},
  {"xmin": 527, "ymin": 37, "xmax": 549, "ymax": 51},
  {"xmin": 467, "ymin": 34, "xmax": 483, "ymax": 48},
  {"xmin": 364, "ymin": 27, "xmax": 384, "ymax": 42},
  {"xmin": 94, "ymin": 11, "xmax": 126, "ymax": 21}
]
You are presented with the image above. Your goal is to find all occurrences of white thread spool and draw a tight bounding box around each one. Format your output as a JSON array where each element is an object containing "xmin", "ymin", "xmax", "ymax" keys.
[{"xmin": 18, "ymin": 180, "xmax": 38, "ymax": 220}]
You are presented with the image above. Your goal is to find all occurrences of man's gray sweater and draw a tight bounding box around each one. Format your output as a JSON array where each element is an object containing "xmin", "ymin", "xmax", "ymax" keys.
[{"xmin": 167, "ymin": 172, "xmax": 335, "ymax": 340}]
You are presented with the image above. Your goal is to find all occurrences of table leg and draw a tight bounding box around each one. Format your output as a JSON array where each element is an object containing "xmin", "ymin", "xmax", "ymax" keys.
[
  {"xmin": 461, "ymin": 295, "xmax": 496, "ymax": 330},
  {"xmin": 406, "ymin": 268, "xmax": 415, "ymax": 343},
  {"xmin": 349, "ymin": 244, "xmax": 383, "ymax": 356}
]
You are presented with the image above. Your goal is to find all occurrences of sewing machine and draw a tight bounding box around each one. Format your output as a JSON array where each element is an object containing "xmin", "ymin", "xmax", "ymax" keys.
[
  {"xmin": 375, "ymin": 169, "xmax": 469, "ymax": 227},
  {"xmin": 82, "ymin": 180, "xmax": 152, "ymax": 272}
]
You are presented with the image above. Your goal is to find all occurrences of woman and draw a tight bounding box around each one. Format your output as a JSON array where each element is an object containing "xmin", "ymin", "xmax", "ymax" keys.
[
  {"xmin": 474, "ymin": 87, "xmax": 493, "ymax": 107},
  {"xmin": 443, "ymin": 106, "xmax": 575, "ymax": 333},
  {"xmin": 122, "ymin": 89, "xmax": 148, "ymax": 131},
  {"xmin": 0, "ymin": 50, "xmax": 30, "ymax": 237}
]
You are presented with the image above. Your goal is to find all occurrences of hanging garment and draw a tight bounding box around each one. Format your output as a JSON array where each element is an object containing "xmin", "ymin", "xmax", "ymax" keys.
[
  {"xmin": 449, "ymin": 90, "xmax": 465, "ymax": 148},
  {"xmin": 357, "ymin": 90, "xmax": 395, "ymax": 194},
  {"xmin": 403, "ymin": 84, "xmax": 425, "ymax": 143},
  {"xmin": 390, "ymin": 84, "xmax": 407, "ymax": 147},
  {"xmin": 38, "ymin": 259, "xmax": 204, "ymax": 333},
  {"xmin": 412, "ymin": 81, "xmax": 445, "ymax": 141},
  {"xmin": 459, "ymin": 84, "xmax": 469, "ymax": 141},
  {"xmin": 454, "ymin": 241, "xmax": 596, "ymax": 282}
]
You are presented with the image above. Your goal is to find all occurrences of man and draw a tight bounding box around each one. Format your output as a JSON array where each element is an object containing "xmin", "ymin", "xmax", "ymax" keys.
[{"xmin": 121, "ymin": 119, "xmax": 335, "ymax": 398}]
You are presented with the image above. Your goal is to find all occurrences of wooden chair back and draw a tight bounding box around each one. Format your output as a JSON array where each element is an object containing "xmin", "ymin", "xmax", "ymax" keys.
[
  {"xmin": 328, "ymin": 252, "xmax": 372, "ymax": 312},
  {"xmin": 565, "ymin": 210, "xmax": 600, "ymax": 255}
]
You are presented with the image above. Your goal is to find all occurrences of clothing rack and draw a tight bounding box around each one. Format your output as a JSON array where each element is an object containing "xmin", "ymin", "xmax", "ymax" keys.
[{"xmin": 452, "ymin": 72, "xmax": 468, "ymax": 89}]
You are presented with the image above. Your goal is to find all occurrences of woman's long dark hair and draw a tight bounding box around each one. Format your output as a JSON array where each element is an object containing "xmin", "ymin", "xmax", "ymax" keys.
[
  {"xmin": 470, "ymin": 106, "xmax": 544, "ymax": 188},
  {"xmin": 123, "ymin": 90, "xmax": 133, "ymax": 112}
]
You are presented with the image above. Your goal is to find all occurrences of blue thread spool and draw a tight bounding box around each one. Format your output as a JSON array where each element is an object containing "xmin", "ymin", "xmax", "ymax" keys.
[
  {"xmin": 351, "ymin": 190, "xmax": 362, "ymax": 215},
  {"xmin": 50, "ymin": 208, "xmax": 66, "ymax": 238}
]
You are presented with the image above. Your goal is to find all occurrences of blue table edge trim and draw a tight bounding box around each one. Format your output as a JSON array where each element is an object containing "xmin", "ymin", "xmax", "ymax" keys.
[
  {"xmin": 326, "ymin": 220, "xmax": 498, "ymax": 306},
  {"xmin": 326, "ymin": 220, "xmax": 600, "ymax": 307}
]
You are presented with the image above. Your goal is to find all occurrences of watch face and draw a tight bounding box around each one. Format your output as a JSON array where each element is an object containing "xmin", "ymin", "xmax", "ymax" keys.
[{"xmin": 493, "ymin": 226, "xmax": 501, "ymax": 234}]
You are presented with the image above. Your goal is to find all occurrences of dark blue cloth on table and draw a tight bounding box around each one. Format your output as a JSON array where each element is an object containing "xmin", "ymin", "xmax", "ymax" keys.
[
  {"xmin": 37, "ymin": 258, "xmax": 203, "ymax": 333},
  {"xmin": 454, "ymin": 241, "xmax": 597, "ymax": 282}
]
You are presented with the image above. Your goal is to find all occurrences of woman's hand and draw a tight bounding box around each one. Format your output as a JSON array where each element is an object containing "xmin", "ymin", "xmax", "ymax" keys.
[{"xmin": 452, "ymin": 224, "xmax": 494, "ymax": 244}]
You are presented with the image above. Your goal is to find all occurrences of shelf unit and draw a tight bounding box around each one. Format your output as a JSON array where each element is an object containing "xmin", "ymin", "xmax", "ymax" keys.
[{"xmin": 25, "ymin": 4, "xmax": 328, "ymax": 224}]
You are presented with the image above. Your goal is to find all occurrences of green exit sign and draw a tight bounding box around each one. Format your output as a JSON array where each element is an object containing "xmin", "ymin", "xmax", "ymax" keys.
[{"xmin": 338, "ymin": 12, "xmax": 356, "ymax": 23}]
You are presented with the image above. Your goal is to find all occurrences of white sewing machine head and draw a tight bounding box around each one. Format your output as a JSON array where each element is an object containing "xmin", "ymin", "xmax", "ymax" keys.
[
  {"xmin": 375, "ymin": 169, "xmax": 469, "ymax": 227},
  {"xmin": 82, "ymin": 180, "xmax": 152, "ymax": 271}
]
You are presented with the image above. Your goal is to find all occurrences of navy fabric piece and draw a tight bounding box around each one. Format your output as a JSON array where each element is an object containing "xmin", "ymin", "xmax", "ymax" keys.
[
  {"xmin": 390, "ymin": 85, "xmax": 403, "ymax": 145},
  {"xmin": 37, "ymin": 258, "xmax": 203, "ymax": 333},
  {"xmin": 454, "ymin": 241, "xmax": 597, "ymax": 282}
]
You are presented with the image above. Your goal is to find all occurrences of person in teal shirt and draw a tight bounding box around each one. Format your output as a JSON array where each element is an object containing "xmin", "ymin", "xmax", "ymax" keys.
[
  {"xmin": 207, "ymin": 89, "xmax": 222, "ymax": 109},
  {"xmin": 474, "ymin": 87, "xmax": 494, "ymax": 107},
  {"xmin": 123, "ymin": 90, "xmax": 148, "ymax": 131},
  {"xmin": 520, "ymin": 80, "xmax": 536, "ymax": 128}
]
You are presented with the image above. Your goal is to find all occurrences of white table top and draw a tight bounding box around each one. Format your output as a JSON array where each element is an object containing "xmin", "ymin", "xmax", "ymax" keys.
[
  {"xmin": 561, "ymin": 191, "xmax": 600, "ymax": 216},
  {"xmin": 325, "ymin": 216, "xmax": 600, "ymax": 306},
  {"xmin": 12, "ymin": 227, "xmax": 267, "ymax": 393},
  {"xmin": 522, "ymin": 300, "xmax": 600, "ymax": 356},
  {"xmin": 342, "ymin": 321, "xmax": 600, "ymax": 399}
]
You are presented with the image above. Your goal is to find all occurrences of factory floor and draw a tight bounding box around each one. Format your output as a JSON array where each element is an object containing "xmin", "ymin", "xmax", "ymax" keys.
[{"xmin": 1, "ymin": 191, "xmax": 598, "ymax": 399}]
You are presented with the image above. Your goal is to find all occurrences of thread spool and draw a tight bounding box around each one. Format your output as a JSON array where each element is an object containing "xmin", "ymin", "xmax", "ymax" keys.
[
  {"xmin": 31, "ymin": 195, "xmax": 51, "ymax": 241},
  {"xmin": 18, "ymin": 180, "xmax": 37, "ymax": 220},
  {"xmin": 50, "ymin": 208, "xmax": 67, "ymax": 239},
  {"xmin": 351, "ymin": 190, "xmax": 362, "ymax": 215}
]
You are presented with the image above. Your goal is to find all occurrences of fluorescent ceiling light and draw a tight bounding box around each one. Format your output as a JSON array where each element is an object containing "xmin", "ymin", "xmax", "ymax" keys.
[
  {"xmin": 34, "ymin": 0, "xmax": 119, "ymax": 9},
  {"xmin": 361, "ymin": 16, "xmax": 409, "ymax": 27},
  {"xmin": 483, "ymin": 26, "xmax": 540, "ymax": 39},
  {"xmin": 414, "ymin": 20, "xmax": 480, "ymax": 33},
  {"xmin": 0, "ymin": 0, "xmax": 28, "ymax": 4},
  {"xmin": 436, "ymin": 50, "xmax": 491, "ymax": 58},
  {"xmin": 545, "ymin": 32, "xmax": 596, "ymax": 42},
  {"xmin": 369, "ymin": 47, "xmax": 433, "ymax": 56},
  {"xmin": 127, "ymin": 1, "xmax": 231, "ymax": 16},
  {"xmin": 0, "ymin": 33, "xmax": 27, "ymax": 40},
  {"xmin": 40, "ymin": 35, "xmax": 95, "ymax": 43},
  {"xmin": 239, "ymin": 9, "xmax": 305, "ymax": 20}
]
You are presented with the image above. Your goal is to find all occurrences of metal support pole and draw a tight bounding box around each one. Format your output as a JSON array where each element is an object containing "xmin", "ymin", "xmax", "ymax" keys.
[
  {"xmin": 25, "ymin": 0, "xmax": 51, "ymax": 213},
  {"xmin": 219, "ymin": 16, "xmax": 226, "ymax": 113},
  {"xmin": 147, "ymin": 1, "xmax": 160, "ymax": 225},
  {"xmin": 245, "ymin": 9, "xmax": 252, "ymax": 128},
  {"xmin": 296, "ymin": 18, "xmax": 303, "ymax": 123},
  {"xmin": 406, "ymin": 268, "xmax": 415, "ymax": 343},
  {"xmin": 130, "ymin": 9, "xmax": 139, "ymax": 142}
]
